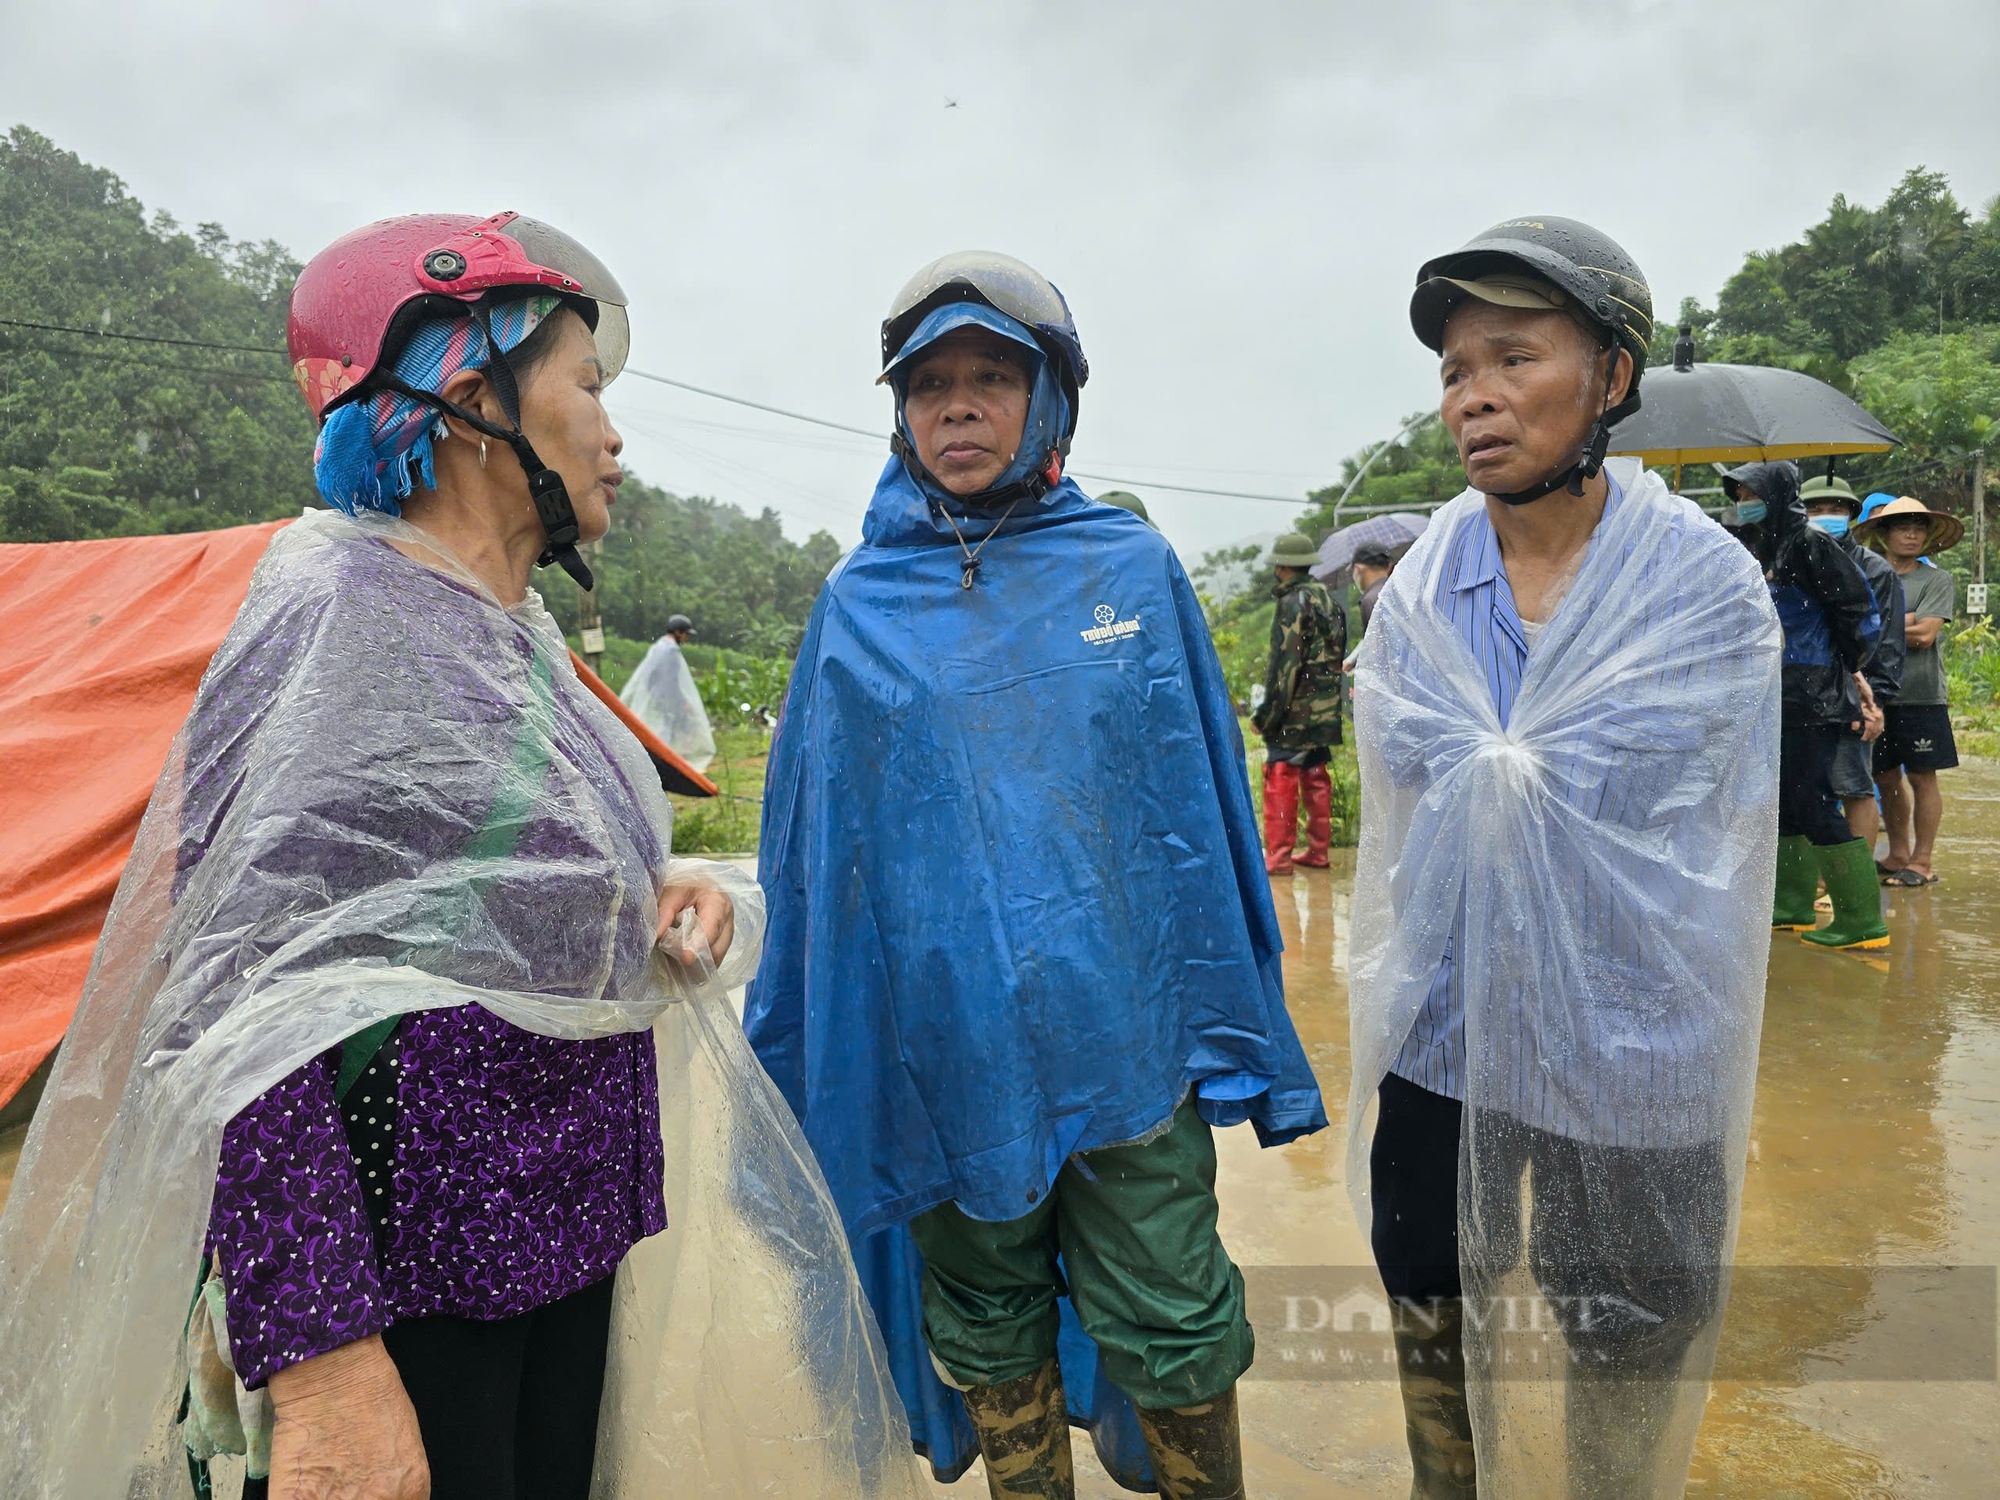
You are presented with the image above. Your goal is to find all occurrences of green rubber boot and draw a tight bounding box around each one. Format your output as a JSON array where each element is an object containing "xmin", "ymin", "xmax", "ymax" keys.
[
  {"xmin": 1801, "ymin": 837, "xmax": 1890, "ymax": 950},
  {"xmin": 959, "ymin": 1358, "xmax": 1075, "ymax": 1499},
  {"xmin": 1133, "ymin": 1385, "xmax": 1246, "ymax": 1500},
  {"xmin": 1771, "ymin": 834, "xmax": 1819, "ymax": 931}
]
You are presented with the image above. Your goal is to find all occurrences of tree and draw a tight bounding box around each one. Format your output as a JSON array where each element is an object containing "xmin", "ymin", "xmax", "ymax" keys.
[
  {"xmin": 536, "ymin": 479, "xmax": 843, "ymax": 654},
  {"xmin": 0, "ymin": 126, "xmax": 314, "ymax": 540},
  {"xmin": 1, "ymin": 125, "xmax": 841, "ymax": 658}
]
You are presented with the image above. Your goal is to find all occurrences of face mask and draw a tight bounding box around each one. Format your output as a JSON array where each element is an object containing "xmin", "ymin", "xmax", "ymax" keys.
[
  {"xmin": 1730, "ymin": 500, "xmax": 1767, "ymax": 525},
  {"xmin": 1808, "ymin": 515, "xmax": 1849, "ymax": 537}
]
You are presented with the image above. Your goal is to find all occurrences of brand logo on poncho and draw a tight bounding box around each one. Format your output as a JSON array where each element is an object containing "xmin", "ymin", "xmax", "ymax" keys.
[{"xmin": 1081, "ymin": 603, "xmax": 1142, "ymax": 645}]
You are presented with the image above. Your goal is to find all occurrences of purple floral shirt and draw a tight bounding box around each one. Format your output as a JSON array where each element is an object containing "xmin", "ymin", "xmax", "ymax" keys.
[
  {"xmin": 188, "ymin": 532, "xmax": 673, "ymax": 1389},
  {"xmin": 209, "ymin": 1011, "xmax": 664, "ymax": 1388}
]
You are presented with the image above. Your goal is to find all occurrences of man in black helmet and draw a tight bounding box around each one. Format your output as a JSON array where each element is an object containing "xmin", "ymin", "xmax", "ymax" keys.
[{"xmin": 1347, "ymin": 219, "xmax": 1781, "ymax": 1499}]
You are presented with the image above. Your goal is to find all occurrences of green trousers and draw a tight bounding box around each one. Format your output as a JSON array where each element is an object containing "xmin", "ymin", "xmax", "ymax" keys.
[{"xmin": 909, "ymin": 1100, "xmax": 1253, "ymax": 1411}]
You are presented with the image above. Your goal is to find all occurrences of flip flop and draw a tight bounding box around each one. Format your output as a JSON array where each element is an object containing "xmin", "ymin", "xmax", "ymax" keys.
[
  {"xmin": 1881, "ymin": 867, "xmax": 1935, "ymax": 887},
  {"xmin": 1875, "ymin": 860, "xmax": 1896, "ymax": 877}
]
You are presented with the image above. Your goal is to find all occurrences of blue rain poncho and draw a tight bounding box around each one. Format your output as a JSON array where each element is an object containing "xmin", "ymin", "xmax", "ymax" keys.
[{"xmin": 747, "ymin": 460, "xmax": 1326, "ymax": 1239}]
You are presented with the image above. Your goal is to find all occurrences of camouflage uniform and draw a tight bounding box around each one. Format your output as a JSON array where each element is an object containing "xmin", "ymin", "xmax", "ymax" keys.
[
  {"xmin": 1253, "ymin": 565, "xmax": 1346, "ymax": 876},
  {"xmin": 1254, "ymin": 573, "xmax": 1346, "ymax": 752}
]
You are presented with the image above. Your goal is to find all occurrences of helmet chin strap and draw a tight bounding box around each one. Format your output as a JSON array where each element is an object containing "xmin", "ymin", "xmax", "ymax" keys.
[
  {"xmin": 377, "ymin": 303, "xmax": 596, "ymax": 591},
  {"xmin": 1489, "ymin": 347, "xmax": 1640, "ymax": 508}
]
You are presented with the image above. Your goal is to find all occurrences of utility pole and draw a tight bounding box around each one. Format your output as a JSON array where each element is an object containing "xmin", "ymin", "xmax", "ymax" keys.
[
  {"xmin": 1971, "ymin": 451, "xmax": 1988, "ymax": 616},
  {"xmin": 577, "ymin": 540, "xmax": 606, "ymax": 674}
]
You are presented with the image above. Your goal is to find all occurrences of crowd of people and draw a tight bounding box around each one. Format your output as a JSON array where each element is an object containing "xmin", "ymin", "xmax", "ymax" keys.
[
  {"xmin": 1720, "ymin": 467, "xmax": 1963, "ymax": 947},
  {"xmin": 0, "ymin": 200, "xmax": 1973, "ymax": 1500}
]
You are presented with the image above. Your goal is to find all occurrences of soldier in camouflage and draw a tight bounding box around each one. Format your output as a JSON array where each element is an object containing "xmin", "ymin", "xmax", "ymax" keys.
[{"xmin": 1252, "ymin": 532, "xmax": 1346, "ymax": 875}]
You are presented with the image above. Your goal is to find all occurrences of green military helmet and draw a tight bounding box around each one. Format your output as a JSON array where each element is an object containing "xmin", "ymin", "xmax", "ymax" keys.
[
  {"xmin": 1097, "ymin": 490, "xmax": 1154, "ymax": 526},
  {"xmin": 1799, "ymin": 473, "xmax": 1862, "ymax": 517},
  {"xmin": 1270, "ymin": 532, "xmax": 1320, "ymax": 569}
]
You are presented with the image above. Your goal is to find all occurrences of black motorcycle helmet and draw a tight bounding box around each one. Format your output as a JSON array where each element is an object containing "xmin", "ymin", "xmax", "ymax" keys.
[{"xmin": 1411, "ymin": 217, "xmax": 1653, "ymax": 505}]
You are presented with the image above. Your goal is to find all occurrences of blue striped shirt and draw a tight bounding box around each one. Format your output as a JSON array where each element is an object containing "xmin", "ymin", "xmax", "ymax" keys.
[{"xmin": 1391, "ymin": 479, "xmax": 1611, "ymax": 1101}]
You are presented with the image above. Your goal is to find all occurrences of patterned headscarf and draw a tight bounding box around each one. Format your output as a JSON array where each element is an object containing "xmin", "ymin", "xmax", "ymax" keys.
[{"xmin": 313, "ymin": 296, "xmax": 560, "ymax": 515}]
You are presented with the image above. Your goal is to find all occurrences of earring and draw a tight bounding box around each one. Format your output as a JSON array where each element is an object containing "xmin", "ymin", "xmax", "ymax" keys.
[{"xmin": 479, "ymin": 438, "xmax": 488, "ymax": 469}]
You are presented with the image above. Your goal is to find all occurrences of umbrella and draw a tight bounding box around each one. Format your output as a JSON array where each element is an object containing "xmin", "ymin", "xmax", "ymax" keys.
[
  {"xmin": 1311, "ymin": 512, "xmax": 1430, "ymax": 584},
  {"xmin": 1607, "ymin": 357, "xmax": 1898, "ymax": 466}
]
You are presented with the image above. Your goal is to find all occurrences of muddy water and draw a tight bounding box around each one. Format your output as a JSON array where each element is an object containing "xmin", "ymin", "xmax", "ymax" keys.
[
  {"xmin": 933, "ymin": 759, "xmax": 2000, "ymax": 1498},
  {"xmin": 4, "ymin": 774, "xmax": 1994, "ymax": 1497}
]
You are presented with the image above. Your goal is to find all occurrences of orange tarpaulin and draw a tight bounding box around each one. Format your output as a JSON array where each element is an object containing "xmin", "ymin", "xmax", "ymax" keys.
[
  {"xmin": 0, "ymin": 523, "xmax": 719, "ymax": 1113},
  {"xmin": 569, "ymin": 649, "xmax": 719, "ymax": 799},
  {"xmin": 0, "ymin": 520, "xmax": 291, "ymax": 1111}
]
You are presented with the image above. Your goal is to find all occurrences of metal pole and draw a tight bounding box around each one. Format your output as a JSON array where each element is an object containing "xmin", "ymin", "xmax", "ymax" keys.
[
  {"xmin": 1330, "ymin": 411, "xmax": 1438, "ymax": 529},
  {"xmin": 577, "ymin": 540, "xmax": 606, "ymax": 675},
  {"xmin": 1973, "ymin": 450, "xmax": 1987, "ymax": 589}
]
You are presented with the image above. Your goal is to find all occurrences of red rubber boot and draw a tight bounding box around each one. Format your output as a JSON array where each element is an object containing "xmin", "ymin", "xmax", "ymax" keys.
[
  {"xmin": 1263, "ymin": 760, "xmax": 1301, "ymax": 876},
  {"xmin": 1298, "ymin": 764, "xmax": 1334, "ymax": 868}
]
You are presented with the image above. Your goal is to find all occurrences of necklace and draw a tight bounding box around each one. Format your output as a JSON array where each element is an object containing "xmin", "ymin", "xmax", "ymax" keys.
[{"xmin": 941, "ymin": 495, "xmax": 1026, "ymax": 589}]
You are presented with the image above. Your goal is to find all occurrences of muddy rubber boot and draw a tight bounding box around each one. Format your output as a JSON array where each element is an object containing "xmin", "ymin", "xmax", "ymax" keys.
[
  {"xmin": 1801, "ymin": 836, "xmax": 1890, "ymax": 950},
  {"xmin": 1770, "ymin": 834, "xmax": 1819, "ymax": 931},
  {"xmin": 1262, "ymin": 760, "xmax": 1300, "ymax": 876},
  {"xmin": 1297, "ymin": 763, "xmax": 1334, "ymax": 868},
  {"xmin": 1393, "ymin": 1300, "xmax": 1478, "ymax": 1499},
  {"xmin": 959, "ymin": 1358, "xmax": 1075, "ymax": 1499},
  {"xmin": 1133, "ymin": 1385, "xmax": 1245, "ymax": 1500}
]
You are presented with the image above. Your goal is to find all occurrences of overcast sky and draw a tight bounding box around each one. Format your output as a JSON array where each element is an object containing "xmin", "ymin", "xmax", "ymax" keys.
[{"xmin": 5, "ymin": 0, "xmax": 1997, "ymax": 558}]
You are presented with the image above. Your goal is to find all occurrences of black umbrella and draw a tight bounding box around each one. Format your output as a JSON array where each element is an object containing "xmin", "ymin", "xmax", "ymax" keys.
[{"xmin": 1608, "ymin": 347, "xmax": 1898, "ymax": 466}]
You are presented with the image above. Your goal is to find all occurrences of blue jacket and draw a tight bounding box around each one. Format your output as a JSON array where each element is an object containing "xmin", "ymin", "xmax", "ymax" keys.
[
  {"xmin": 1726, "ymin": 461, "xmax": 1880, "ymax": 727},
  {"xmin": 746, "ymin": 459, "xmax": 1326, "ymax": 1238}
]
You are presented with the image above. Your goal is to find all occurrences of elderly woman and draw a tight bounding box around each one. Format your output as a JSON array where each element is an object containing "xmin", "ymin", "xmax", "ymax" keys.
[
  {"xmin": 748, "ymin": 253, "xmax": 1325, "ymax": 1500},
  {"xmin": 0, "ymin": 214, "xmax": 758, "ymax": 1500},
  {"xmin": 227, "ymin": 214, "xmax": 757, "ymax": 1499}
]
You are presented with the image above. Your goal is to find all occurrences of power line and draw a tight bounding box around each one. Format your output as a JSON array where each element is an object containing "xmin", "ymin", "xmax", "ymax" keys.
[
  {"xmin": 0, "ymin": 316, "xmax": 287, "ymax": 356},
  {"xmin": 1, "ymin": 312, "xmax": 1328, "ymax": 503},
  {"xmin": 621, "ymin": 366, "xmax": 1318, "ymax": 504},
  {"xmin": 622, "ymin": 368, "xmax": 882, "ymax": 440}
]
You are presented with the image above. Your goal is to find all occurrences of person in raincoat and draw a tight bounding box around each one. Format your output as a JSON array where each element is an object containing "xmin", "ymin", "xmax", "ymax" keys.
[
  {"xmin": 1349, "ymin": 218, "xmax": 1782, "ymax": 1499},
  {"xmin": 746, "ymin": 252, "xmax": 1326, "ymax": 1500},
  {"xmin": 1799, "ymin": 475, "xmax": 1903, "ymax": 847},
  {"xmin": 1252, "ymin": 533, "xmax": 1345, "ymax": 875},
  {"xmin": 0, "ymin": 215, "xmax": 928, "ymax": 1500},
  {"xmin": 620, "ymin": 612, "xmax": 717, "ymax": 771},
  {"xmin": 1721, "ymin": 461, "xmax": 1884, "ymax": 948}
]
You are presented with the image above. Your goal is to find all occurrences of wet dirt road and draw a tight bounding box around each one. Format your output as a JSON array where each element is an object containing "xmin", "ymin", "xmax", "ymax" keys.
[
  {"xmin": 3, "ymin": 778, "xmax": 1993, "ymax": 1497},
  {"xmin": 931, "ymin": 758, "xmax": 2000, "ymax": 1498}
]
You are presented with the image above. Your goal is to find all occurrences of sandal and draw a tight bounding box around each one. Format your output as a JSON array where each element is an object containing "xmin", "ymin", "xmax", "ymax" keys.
[{"xmin": 1881, "ymin": 867, "xmax": 1936, "ymax": 887}]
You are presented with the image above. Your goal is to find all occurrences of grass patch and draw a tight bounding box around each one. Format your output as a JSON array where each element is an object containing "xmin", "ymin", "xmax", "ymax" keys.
[
  {"xmin": 1945, "ymin": 617, "xmax": 2000, "ymax": 759},
  {"xmin": 668, "ymin": 723, "xmax": 770, "ymax": 855}
]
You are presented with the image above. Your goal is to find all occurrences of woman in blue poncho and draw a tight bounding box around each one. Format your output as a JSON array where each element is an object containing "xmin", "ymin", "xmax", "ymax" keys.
[{"xmin": 745, "ymin": 252, "xmax": 1326, "ymax": 1500}]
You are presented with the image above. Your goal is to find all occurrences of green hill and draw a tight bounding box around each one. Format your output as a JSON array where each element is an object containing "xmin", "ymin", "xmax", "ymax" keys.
[{"xmin": 0, "ymin": 125, "xmax": 841, "ymax": 656}]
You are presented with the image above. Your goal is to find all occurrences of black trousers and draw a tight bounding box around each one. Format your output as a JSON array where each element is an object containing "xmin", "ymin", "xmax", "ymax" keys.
[
  {"xmin": 1368, "ymin": 1072, "xmax": 1727, "ymax": 1372},
  {"xmin": 1778, "ymin": 721, "xmax": 1854, "ymax": 846},
  {"xmin": 379, "ymin": 1272, "xmax": 614, "ymax": 1500}
]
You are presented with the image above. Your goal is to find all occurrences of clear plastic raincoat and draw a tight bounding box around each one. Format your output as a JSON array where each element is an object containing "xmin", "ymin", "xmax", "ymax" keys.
[
  {"xmin": 1346, "ymin": 462, "xmax": 1782, "ymax": 1498},
  {"xmin": 0, "ymin": 511, "xmax": 920, "ymax": 1499},
  {"xmin": 621, "ymin": 635, "xmax": 717, "ymax": 772}
]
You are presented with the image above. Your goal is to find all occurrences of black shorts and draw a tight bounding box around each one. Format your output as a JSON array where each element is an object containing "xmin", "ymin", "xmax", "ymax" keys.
[{"xmin": 1873, "ymin": 703, "xmax": 1959, "ymax": 775}]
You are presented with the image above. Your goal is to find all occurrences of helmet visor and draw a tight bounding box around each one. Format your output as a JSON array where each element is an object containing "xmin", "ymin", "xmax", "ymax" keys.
[
  {"xmin": 885, "ymin": 251, "xmax": 1069, "ymax": 360},
  {"xmin": 501, "ymin": 215, "xmax": 631, "ymax": 384}
]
